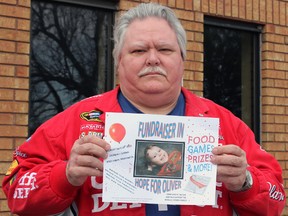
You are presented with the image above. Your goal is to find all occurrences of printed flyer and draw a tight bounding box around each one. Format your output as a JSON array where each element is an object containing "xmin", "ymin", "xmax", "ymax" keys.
[{"xmin": 103, "ymin": 112, "xmax": 219, "ymax": 205}]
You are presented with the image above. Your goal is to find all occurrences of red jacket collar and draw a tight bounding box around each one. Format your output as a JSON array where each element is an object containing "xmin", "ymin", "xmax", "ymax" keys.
[{"xmin": 97, "ymin": 86, "xmax": 210, "ymax": 121}]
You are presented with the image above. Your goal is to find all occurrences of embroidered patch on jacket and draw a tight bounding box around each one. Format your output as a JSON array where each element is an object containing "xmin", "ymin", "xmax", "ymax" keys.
[
  {"xmin": 80, "ymin": 110, "xmax": 102, "ymax": 122},
  {"xmin": 6, "ymin": 159, "xmax": 19, "ymax": 176}
]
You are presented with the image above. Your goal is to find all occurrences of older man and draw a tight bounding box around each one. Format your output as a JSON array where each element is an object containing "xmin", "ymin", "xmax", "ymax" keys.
[{"xmin": 3, "ymin": 3, "xmax": 285, "ymax": 216}]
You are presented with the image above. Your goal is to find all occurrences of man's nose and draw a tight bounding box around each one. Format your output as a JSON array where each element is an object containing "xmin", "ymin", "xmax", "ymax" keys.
[{"xmin": 146, "ymin": 50, "xmax": 160, "ymax": 66}]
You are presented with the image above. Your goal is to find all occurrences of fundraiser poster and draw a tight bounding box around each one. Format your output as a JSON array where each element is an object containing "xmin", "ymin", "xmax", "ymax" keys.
[{"xmin": 103, "ymin": 112, "xmax": 219, "ymax": 205}]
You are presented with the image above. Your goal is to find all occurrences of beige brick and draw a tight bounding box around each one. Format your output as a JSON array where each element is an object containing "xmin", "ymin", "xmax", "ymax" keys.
[
  {"xmin": 261, "ymin": 132, "xmax": 275, "ymax": 142},
  {"xmin": 0, "ymin": 29, "xmax": 29, "ymax": 42},
  {"xmin": 262, "ymin": 88, "xmax": 285, "ymax": 97},
  {"xmin": 262, "ymin": 123, "xmax": 286, "ymax": 133},
  {"xmin": 0, "ymin": 101, "xmax": 28, "ymax": 113},
  {"xmin": 0, "ymin": 40, "xmax": 16, "ymax": 52},
  {"xmin": 0, "ymin": 162, "xmax": 11, "ymax": 174},
  {"xmin": 224, "ymin": 0, "xmax": 231, "ymax": 16},
  {"xmin": 252, "ymin": 0, "xmax": 259, "ymax": 21},
  {"xmin": 187, "ymin": 41, "xmax": 203, "ymax": 52},
  {"xmin": 0, "ymin": 5, "xmax": 30, "ymax": 19},
  {"xmin": 262, "ymin": 114, "xmax": 275, "ymax": 123},
  {"xmin": 0, "ymin": 125, "xmax": 27, "ymax": 137},
  {"xmin": 183, "ymin": 70, "xmax": 194, "ymax": 80},
  {"xmin": 15, "ymin": 138, "xmax": 27, "ymax": 147},
  {"xmin": 15, "ymin": 113, "xmax": 28, "ymax": 125},
  {"xmin": 275, "ymin": 152, "xmax": 288, "ymax": 160},
  {"xmin": 175, "ymin": 10, "xmax": 194, "ymax": 21},
  {"xmin": 266, "ymin": 0, "xmax": 273, "ymax": 23},
  {"xmin": 216, "ymin": 0, "xmax": 224, "ymax": 15},
  {"xmin": 231, "ymin": 0, "xmax": 238, "ymax": 18},
  {"xmin": 273, "ymin": 0, "xmax": 280, "ymax": 25},
  {"xmin": 209, "ymin": 0, "xmax": 216, "ymax": 14},
  {"xmin": 262, "ymin": 70, "xmax": 285, "ymax": 79},
  {"xmin": 261, "ymin": 78, "xmax": 274, "ymax": 89},
  {"xmin": 0, "ymin": 150, "xmax": 14, "ymax": 161},
  {"xmin": 275, "ymin": 115, "xmax": 288, "ymax": 124},
  {"xmin": 0, "ymin": 53, "xmax": 29, "ymax": 65},
  {"xmin": 0, "ymin": 77, "xmax": 29, "ymax": 89},
  {"xmin": 262, "ymin": 105, "xmax": 286, "ymax": 115},
  {"xmin": 279, "ymin": 1, "xmax": 286, "ymax": 26},
  {"xmin": 0, "ymin": 113, "xmax": 14, "ymax": 124},
  {"xmin": 239, "ymin": 0, "xmax": 245, "ymax": 19},
  {"xmin": 0, "ymin": 0, "xmax": 16, "ymax": 4},
  {"xmin": 0, "ymin": 89, "xmax": 14, "ymax": 100},
  {"xmin": 0, "ymin": 198, "xmax": 10, "ymax": 212},
  {"xmin": 16, "ymin": 66, "xmax": 29, "ymax": 77},
  {"xmin": 262, "ymin": 60, "xmax": 274, "ymax": 69},
  {"xmin": 194, "ymin": 71, "xmax": 203, "ymax": 81},
  {"xmin": 17, "ymin": 18, "xmax": 30, "ymax": 31},
  {"xmin": 275, "ymin": 79, "xmax": 288, "ymax": 88},
  {"xmin": 0, "ymin": 138, "xmax": 14, "ymax": 149},
  {"xmin": 193, "ymin": 0, "xmax": 201, "ymax": 11},
  {"xmin": 17, "ymin": 42, "xmax": 30, "ymax": 54},
  {"xmin": 194, "ymin": 52, "xmax": 203, "ymax": 61},
  {"xmin": 201, "ymin": 0, "xmax": 209, "ymax": 12},
  {"xmin": 0, "ymin": 65, "xmax": 14, "ymax": 76},
  {"xmin": 185, "ymin": 0, "xmax": 193, "ymax": 10},
  {"xmin": 176, "ymin": 0, "xmax": 184, "ymax": 9},
  {"xmin": 167, "ymin": 0, "xmax": 175, "ymax": 8},
  {"xmin": 18, "ymin": 0, "xmax": 31, "ymax": 7},
  {"xmin": 275, "ymin": 26, "xmax": 288, "ymax": 35},
  {"xmin": 246, "ymin": 0, "xmax": 252, "ymax": 20},
  {"xmin": 262, "ymin": 96, "xmax": 275, "ymax": 105},
  {"xmin": 274, "ymin": 62, "xmax": 288, "ymax": 71},
  {"xmin": 262, "ymin": 142, "xmax": 286, "ymax": 151},
  {"xmin": 259, "ymin": 0, "xmax": 266, "ymax": 22},
  {"xmin": 15, "ymin": 89, "xmax": 29, "ymax": 101},
  {"xmin": 0, "ymin": 16, "xmax": 16, "ymax": 28},
  {"xmin": 262, "ymin": 42, "xmax": 274, "ymax": 51}
]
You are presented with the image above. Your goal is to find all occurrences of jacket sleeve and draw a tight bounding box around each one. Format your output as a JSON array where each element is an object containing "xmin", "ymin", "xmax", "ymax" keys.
[
  {"xmin": 226, "ymin": 115, "xmax": 286, "ymax": 216},
  {"xmin": 2, "ymin": 109, "xmax": 80, "ymax": 216}
]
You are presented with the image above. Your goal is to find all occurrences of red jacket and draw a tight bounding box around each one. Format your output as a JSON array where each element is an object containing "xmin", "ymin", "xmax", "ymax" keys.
[{"xmin": 2, "ymin": 87, "xmax": 286, "ymax": 216}]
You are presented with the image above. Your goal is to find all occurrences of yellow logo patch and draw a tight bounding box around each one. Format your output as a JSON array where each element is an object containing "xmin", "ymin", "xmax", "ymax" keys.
[
  {"xmin": 6, "ymin": 160, "xmax": 19, "ymax": 176},
  {"xmin": 80, "ymin": 110, "xmax": 102, "ymax": 122}
]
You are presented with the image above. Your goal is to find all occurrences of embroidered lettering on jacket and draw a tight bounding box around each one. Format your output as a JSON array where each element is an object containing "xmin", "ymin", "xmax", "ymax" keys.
[
  {"xmin": 13, "ymin": 172, "xmax": 38, "ymax": 199},
  {"xmin": 267, "ymin": 182, "xmax": 285, "ymax": 201}
]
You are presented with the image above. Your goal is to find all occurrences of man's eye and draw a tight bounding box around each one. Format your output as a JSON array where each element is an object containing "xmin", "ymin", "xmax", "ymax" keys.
[
  {"xmin": 132, "ymin": 49, "xmax": 145, "ymax": 53},
  {"xmin": 159, "ymin": 48, "xmax": 172, "ymax": 53}
]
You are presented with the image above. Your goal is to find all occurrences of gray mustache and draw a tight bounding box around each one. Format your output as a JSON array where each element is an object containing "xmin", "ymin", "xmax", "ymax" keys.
[{"xmin": 138, "ymin": 66, "xmax": 167, "ymax": 77}]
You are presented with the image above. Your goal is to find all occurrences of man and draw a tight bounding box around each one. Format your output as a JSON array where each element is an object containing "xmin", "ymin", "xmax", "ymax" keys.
[{"xmin": 2, "ymin": 3, "xmax": 285, "ymax": 216}]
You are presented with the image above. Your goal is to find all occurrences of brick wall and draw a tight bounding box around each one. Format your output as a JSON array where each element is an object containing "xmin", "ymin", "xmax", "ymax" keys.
[
  {"xmin": 0, "ymin": 0, "xmax": 30, "ymax": 214},
  {"xmin": 0, "ymin": 0, "xmax": 287, "ymax": 215}
]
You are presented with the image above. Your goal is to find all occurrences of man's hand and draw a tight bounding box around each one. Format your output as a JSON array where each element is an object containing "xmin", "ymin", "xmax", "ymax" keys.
[
  {"xmin": 66, "ymin": 135, "xmax": 111, "ymax": 186},
  {"xmin": 211, "ymin": 144, "xmax": 248, "ymax": 192}
]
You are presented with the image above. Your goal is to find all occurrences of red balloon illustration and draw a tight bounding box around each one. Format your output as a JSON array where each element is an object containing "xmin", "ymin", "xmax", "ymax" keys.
[{"xmin": 109, "ymin": 123, "xmax": 126, "ymax": 143}]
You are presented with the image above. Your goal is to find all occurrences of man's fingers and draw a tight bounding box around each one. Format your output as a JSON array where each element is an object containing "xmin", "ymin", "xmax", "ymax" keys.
[
  {"xmin": 211, "ymin": 154, "xmax": 247, "ymax": 167},
  {"xmin": 74, "ymin": 155, "xmax": 104, "ymax": 171},
  {"xmin": 212, "ymin": 144, "xmax": 245, "ymax": 156}
]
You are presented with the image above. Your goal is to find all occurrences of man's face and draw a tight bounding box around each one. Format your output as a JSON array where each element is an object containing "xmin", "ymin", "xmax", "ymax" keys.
[
  {"xmin": 117, "ymin": 17, "xmax": 184, "ymax": 103},
  {"xmin": 146, "ymin": 146, "xmax": 169, "ymax": 166}
]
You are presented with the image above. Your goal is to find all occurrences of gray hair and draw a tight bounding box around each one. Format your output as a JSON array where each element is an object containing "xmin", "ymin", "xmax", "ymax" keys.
[{"xmin": 113, "ymin": 3, "xmax": 187, "ymax": 69}]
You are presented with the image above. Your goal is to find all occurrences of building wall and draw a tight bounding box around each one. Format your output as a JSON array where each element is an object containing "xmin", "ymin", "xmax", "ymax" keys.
[{"xmin": 0, "ymin": 0, "xmax": 287, "ymax": 215}]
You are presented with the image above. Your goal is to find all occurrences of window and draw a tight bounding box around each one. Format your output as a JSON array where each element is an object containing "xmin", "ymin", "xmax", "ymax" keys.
[
  {"xmin": 29, "ymin": 0, "xmax": 115, "ymax": 135},
  {"xmin": 204, "ymin": 17, "xmax": 262, "ymax": 142}
]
